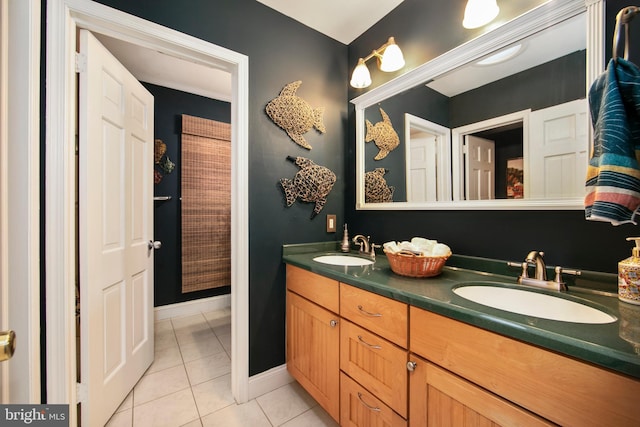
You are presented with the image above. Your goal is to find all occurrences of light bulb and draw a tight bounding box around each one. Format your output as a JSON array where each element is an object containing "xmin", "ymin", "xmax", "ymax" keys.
[
  {"xmin": 350, "ymin": 59, "xmax": 372, "ymax": 88},
  {"xmin": 380, "ymin": 38, "xmax": 405, "ymax": 72},
  {"xmin": 463, "ymin": 0, "xmax": 499, "ymax": 29}
]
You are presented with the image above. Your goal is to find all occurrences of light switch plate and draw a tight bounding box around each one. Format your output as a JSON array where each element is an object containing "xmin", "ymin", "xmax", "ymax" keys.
[{"xmin": 326, "ymin": 214, "xmax": 336, "ymax": 233}]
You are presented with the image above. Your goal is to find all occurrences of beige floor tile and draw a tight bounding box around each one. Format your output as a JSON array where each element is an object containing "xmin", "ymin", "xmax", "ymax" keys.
[
  {"xmin": 191, "ymin": 373, "xmax": 235, "ymax": 417},
  {"xmin": 106, "ymin": 408, "xmax": 133, "ymax": 427},
  {"xmin": 155, "ymin": 327, "xmax": 178, "ymax": 351},
  {"xmin": 155, "ymin": 319, "xmax": 174, "ymax": 333},
  {"xmin": 178, "ymin": 335, "xmax": 225, "ymax": 363},
  {"xmin": 216, "ymin": 332, "xmax": 231, "ymax": 356},
  {"xmin": 200, "ymin": 400, "xmax": 271, "ymax": 427},
  {"xmin": 175, "ymin": 325, "xmax": 217, "ymax": 346},
  {"xmin": 203, "ymin": 308, "xmax": 231, "ymax": 329},
  {"xmin": 147, "ymin": 343, "xmax": 183, "ymax": 374},
  {"xmin": 134, "ymin": 364, "xmax": 190, "ymax": 406},
  {"xmin": 180, "ymin": 419, "xmax": 203, "ymax": 427},
  {"xmin": 132, "ymin": 388, "xmax": 199, "ymax": 427},
  {"xmin": 211, "ymin": 322, "xmax": 230, "ymax": 337},
  {"xmin": 115, "ymin": 390, "xmax": 133, "ymax": 413},
  {"xmin": 171, "ymin": 313, "xmax": 208, "ymax": 330},
  {"xmin": 185, "ymin": 352, "xmax": 231, "ymax": 385},
  {"xmin": 280, "ymin": 406, "xmax": 339, "ymax": 427},
  {"xmin": 256, "ymin": 382, "xmax": 316, "ymax": 426}
]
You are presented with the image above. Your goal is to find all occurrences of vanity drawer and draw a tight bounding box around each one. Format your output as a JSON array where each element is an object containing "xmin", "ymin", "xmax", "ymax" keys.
[
  {"xmin": 340, "ymin": 319, "xmax": 408, "ymax": 417},
  {"xmin": 340, "ymin": 283, "xmax": 408, "ymax": 348},
  {"xmin": 340, "ymin": 372, "xmax": 406, "ymax": 427},
  {"xmin": 286, "ymin": 264, "xmax": 339, "ymax": 313}
]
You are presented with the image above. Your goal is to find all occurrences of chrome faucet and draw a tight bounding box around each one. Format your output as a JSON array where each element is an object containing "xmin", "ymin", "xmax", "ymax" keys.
[
  {"xmin": 352, "ymin": 235, "xmax": 370, "ymax": 254},
  {"xmin": 525, "ymin": 251, "xmax": 547, "ymax": 280}
]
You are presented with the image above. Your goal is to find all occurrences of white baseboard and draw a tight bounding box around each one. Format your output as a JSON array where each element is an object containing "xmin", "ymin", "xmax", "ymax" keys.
[
  {"xmin": 154, "ymin": 294, "xmax": 231, "ymax": 321},
  {"xmin": 247, "ymin": 364, "xmax": 294, "ymax": 400}
]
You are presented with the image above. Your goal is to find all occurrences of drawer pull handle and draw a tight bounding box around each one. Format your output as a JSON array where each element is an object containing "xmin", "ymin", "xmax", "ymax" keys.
[
  {"xmin": 357, "ymin": 305, "xmax": 382, "ymax": 317},
  {"xmin": 357, "ymin": 392, "xmax": 381, "ymax": 412},
  {"xmin": 357, "ymin": 335, "xmax": 382, "ymax": 350},
  {"xmin": 329, "ymin": 319, "xmax": 338, "ymax": 328}
]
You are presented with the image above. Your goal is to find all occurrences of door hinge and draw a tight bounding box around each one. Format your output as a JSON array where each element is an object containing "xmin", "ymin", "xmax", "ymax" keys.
[
  {"xmin": 76, "ymin": 382, "xmax": 88, "ymax": 403},
  {"xmin": 75, "ymin": 52, "xmax": 87, "ymax": 73}
]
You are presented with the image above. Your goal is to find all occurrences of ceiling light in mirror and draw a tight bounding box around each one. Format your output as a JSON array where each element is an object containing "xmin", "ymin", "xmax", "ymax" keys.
[
  {"xmin": 463, "ymin": 0, "xmax": 500, "ymax": 29},
  {"xmin": 476, "ymin": 43, "xmax": 523, "ymax": 65}
]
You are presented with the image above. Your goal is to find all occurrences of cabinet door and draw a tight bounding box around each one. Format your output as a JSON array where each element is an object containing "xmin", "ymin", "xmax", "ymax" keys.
[
  {"xmin": 286, "ymin": 290, "xmax": 340, "ymax": 422},
  {"xmin": 409, "ymin": 355, "xmax": 552, "ymax": 427},
  {"xmin": 341, "ymin": 372, "xmax": 407, "ymax": 427},
  {"xmin": 340, "ymin": 319, "xmax": 408, "ymax": 417}
]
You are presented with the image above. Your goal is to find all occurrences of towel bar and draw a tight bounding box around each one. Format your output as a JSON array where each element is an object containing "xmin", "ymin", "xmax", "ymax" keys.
[{"xmin": 613, "ymin": 6, "xmax": 640, "ymax": 61}]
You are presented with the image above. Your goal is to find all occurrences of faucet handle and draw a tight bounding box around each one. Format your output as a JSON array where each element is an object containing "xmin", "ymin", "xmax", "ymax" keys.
[
  {"xmin": 553, "ymin": 266, "xmax": 581, "ymax": 284},
  {"xmin": 507, "ymin": 261, "xmax": 529, "ymax": 278},
  {"xmin": 370, "ymin": 243, "xmax": 381, "ymax": 258}
]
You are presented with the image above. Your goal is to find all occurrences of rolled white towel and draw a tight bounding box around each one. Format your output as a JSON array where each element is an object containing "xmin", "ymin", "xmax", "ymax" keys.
[
  {"xmin": 383, "ymin": 241, "xmax": 400, "ymax": 253},
  {"xmin": 432, "ymin": 243, "xmax": 451, "ymax": 256}
]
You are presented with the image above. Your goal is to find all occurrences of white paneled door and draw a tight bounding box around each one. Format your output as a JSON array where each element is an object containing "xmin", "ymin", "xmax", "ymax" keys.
[
  {"xmin": 528, "ymin": 99, "xmax": 588, "ymax": 199},
  {"xmin": 78, "ymin": 29, "xmax": 154, "ymax": 427},
  {"xmin": 465, "ymin": 135, "xmax": 495, "ymax": 200}
]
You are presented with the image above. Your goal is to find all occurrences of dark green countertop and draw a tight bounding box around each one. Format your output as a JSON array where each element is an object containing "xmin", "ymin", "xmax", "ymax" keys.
[{"xmin": 283, "ymin": 242, "xmax": 640, "ymax": 380}]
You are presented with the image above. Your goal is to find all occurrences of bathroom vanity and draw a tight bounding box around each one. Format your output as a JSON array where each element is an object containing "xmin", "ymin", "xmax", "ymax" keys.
[{"xmin": 283, "ymin": 242, "xmax": 640, "ymax": 426}]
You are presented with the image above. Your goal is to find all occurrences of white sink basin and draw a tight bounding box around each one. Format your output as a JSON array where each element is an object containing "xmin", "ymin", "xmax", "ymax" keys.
[
  {"xmin": 312, "ymin": 255, "xmax": 374, "ymax": 266},
  {"xmin": 453, "ymin": 284, "xmax": 616, "ymax": 324}
]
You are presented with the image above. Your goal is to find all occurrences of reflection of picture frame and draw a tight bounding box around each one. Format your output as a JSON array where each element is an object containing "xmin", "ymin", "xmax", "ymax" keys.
[{"xmin": 506, "ymin": 157, "xmax": 524, "ymax": 199}]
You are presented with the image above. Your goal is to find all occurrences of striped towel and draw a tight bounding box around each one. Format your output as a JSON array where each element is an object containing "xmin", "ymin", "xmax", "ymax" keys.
[{"xmin": 585, "ymin": 57, "xmax": 640, "ymax": 225}]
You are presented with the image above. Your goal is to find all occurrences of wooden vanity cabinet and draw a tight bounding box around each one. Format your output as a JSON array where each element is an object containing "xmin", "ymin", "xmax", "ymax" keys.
[
  {"xmin": 409, "ymin": 356, "xmax": 552, "ymax": 427},
  {"xmin": 410, "ymin": 306, "xmax": 640, "ymax": 427},
  {"xmin": 286, "ymin": 265, "xmax": 340, "ymax": 422}
]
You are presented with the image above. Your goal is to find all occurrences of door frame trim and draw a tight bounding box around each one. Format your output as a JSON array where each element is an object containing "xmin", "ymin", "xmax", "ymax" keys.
[
  {"xmin": 45, "ymin": 0, "xmax": 249, "ymax": 420},
  {"xmin": 1, "ymin": 0, "xmax": 41, "ymax": 403}
]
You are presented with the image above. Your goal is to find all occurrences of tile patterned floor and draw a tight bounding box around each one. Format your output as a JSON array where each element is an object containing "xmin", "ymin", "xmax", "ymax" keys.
[{"xmin": 105, "ymin": 308, "xmax": 339, "ymax": 427}]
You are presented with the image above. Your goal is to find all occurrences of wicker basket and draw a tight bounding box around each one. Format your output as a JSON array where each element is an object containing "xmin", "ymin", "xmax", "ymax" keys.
[{"xmin": 384, "ymin": 249, "xmax": 451, "ymax": 278}]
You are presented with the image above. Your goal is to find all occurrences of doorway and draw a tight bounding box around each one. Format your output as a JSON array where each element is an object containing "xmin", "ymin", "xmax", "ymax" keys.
[{"xmin": 45, "ymin": 0, "xmax": 249, "ymax": 424}]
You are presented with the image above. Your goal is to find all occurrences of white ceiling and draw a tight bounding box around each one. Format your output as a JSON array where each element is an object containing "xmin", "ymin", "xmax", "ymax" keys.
[
  {"xmin": 96, "ymin": 1, "xmax": 400, "ymax": 102},
  {"xmin": 256, "ymin": 0, "xmax": 405, "ymax": 44}
]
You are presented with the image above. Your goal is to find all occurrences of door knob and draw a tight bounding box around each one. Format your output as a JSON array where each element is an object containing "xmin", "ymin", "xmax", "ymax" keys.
[
  {"xmin": 0, "ymin": 330, "xmax": 16, "ymax": 362},
  {"xmin": 148, "ymin": 240, "xmax": 162, "ymax": 250}
]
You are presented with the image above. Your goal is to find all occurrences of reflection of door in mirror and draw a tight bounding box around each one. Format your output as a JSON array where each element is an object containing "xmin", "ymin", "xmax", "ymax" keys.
[
  {"xmin": 405, "ymin": 114, "xmax": 451, "ymax": 202},
  {"xmin": 464, "ymin": 135, "xmax": 495, "ymax": 200},
  {"xmin": 453, "ymin": 99, "xmax": 587, "ymax": 201},
  {"xmin": 528, "ymin": 99, "xmax": 587, "ymax": 199}
]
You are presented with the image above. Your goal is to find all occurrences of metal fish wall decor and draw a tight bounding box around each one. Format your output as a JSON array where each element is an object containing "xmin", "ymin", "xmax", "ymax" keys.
[
  {"xmin": 266, "ymin": 81, "xmax": 326, "ymax": 150},
  {"xmin": 365, "ymin": 168, "xmax": 394, "ymax": 203},
  {"xmin": 280, "ymin": 156, "xmax": 336, "ymax": 218},
  {"xmin": 366, "ymin": 107, "xmax": 399, "ymax": 160}
]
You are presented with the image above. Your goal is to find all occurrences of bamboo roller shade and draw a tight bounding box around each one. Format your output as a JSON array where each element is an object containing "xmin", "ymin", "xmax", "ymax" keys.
[{"xmin": 181, "ymin": 114, "xmax": 231, "ymax": 293}]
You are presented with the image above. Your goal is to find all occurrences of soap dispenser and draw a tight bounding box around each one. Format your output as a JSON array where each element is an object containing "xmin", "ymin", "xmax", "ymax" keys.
[
  {"xmin": 619, "ymin": 237, "xmax": 640, "ymax": 305},
  {"xmin": 340, "ymin": 224, "xmax": 350, "ymax": 253}
]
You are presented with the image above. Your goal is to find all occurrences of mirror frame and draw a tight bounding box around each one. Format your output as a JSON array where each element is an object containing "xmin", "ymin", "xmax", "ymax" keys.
[{"xmin": 352, "ymin": 0, "xmax": 604, "ymax": 210}]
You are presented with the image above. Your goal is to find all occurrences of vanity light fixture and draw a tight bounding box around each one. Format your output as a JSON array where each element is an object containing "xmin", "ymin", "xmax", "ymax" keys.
[
  {"xmin": 350, "ymin": 37, "xmax": 405, "ymax": 88},
  {"xmin": 463, "ymin": 0, "xmax": 500, "ymax": 29}
]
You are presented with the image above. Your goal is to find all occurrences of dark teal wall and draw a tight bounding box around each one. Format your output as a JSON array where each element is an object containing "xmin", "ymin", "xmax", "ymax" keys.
[
  {"xmin": 92, "ymin": 0, "xmax": 348, "ymax": 376},
  {"xmin": 143, "ymin": 82, "xmax": 232, "ymax": 307},
  {"xmin": 347, "ymin": 0, "xmax": 639, "ymax": 275}
]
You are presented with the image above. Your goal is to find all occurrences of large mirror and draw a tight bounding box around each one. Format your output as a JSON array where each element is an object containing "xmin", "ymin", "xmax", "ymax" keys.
[{"xmin": 352, "ymin": 0, "xmax": 604, "ymax": 210}]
